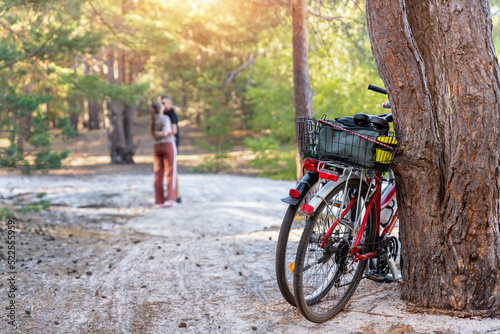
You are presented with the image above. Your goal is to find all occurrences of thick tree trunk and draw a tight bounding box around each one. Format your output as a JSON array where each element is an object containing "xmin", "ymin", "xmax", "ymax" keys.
[
  {"xmin": 292, "ymin": 0, "xmax": 313, "ymax": 181},
  {"xmin": 123, "ymin": 103, "xmax": 135, "ymax": 149},
  {"xmin": 106, "ymin": 100, "xmax": 136, "ymax": 164},
  {"xmin": 366, "ymin": 0, "xmax": 500, "ymax": 315}
]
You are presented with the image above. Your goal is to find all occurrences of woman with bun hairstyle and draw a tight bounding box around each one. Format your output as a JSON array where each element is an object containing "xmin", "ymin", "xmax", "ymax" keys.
[{"xmin": 151, "ymin": 100, "xmax": 177, "ymax": 207}]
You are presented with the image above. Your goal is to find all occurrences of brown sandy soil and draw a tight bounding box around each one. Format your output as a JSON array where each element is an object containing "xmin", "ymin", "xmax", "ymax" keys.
[{"xmin": 0, "ymin": 118, "xmax": 499, "ymax": 333}]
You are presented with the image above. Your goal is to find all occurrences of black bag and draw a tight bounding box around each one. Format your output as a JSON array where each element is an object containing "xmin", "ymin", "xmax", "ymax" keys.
[{"xmin": 317, "ymin": 117, "xmax": 386, "ymax": 169}]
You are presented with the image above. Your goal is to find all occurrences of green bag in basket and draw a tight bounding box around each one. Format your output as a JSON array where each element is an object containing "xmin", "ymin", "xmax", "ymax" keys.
[{"xmin": 317, "ymin": 120, "xmax": 384, "ymax": 169}]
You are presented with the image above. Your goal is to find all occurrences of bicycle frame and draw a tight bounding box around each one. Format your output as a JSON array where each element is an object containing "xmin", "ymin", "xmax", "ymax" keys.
[{"xmin": 307, "ymin": 167, "xmax": 398, "ymax": 262}]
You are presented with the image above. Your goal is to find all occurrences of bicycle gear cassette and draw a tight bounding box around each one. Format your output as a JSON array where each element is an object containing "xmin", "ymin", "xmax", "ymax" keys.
[{"xmin": 376, "ymin": 236, "xmax": 399, "ymax": 276}]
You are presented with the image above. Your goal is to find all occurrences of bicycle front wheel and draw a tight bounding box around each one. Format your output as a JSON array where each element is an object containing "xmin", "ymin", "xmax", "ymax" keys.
[{"xmin": 293, "ymin": 179, "xmax": 376, "ymax": 323}]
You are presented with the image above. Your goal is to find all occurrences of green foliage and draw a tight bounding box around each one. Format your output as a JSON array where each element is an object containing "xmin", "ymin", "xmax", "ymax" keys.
[
  {"xmin": 198, "ymin": 96, "xmax": 235, "ymax": 152},
  {"xmin": 0, "ymin": 206, "xmax": 16, "ymax": 220},
  {"xmin": 0, "ymin": 90, "xmax": 70, "ymax": 172},
  {"xmin": 189, "ymin": 153, "xmax": 230, "ymax": 174},
  {"xmin": 2, "ymin": 0, "xmax": 499, "ymax": 179},
  {"xmin": 34, "ymin": 148, "xmax": 70, "ymax": 170},
  {"xmin": 245, "ymin": 137, "xmax": 296, "ymax": 180},
  {"xmin": 106, "ymin": 82, "xmax": 150, "ymax": 105},
  {"xmin": 0, "ymin": 142, "xmax": 24, "ymax": 168},
  {"xmin": 20, "ymin": 199, "xmax": 51, "ymax": 213},
  {"xmin": 55, "ymin": 116, "xmax": 77, "ymax": 139}
]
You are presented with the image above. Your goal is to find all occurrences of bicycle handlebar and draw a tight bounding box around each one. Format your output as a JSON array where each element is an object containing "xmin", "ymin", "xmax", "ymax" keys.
[{"xmin": 367, "ymin": 84, "xmax": 387, "ymax": 95}]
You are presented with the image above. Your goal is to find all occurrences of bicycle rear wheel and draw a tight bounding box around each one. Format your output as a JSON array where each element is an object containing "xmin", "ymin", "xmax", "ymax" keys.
[
  {"xmin": 293, "ymin": 179, "xmax": 376, "ymax": 323},
  {"xmin": 275, "ymin": 182, "xmax": 320, "ymax": 306}
]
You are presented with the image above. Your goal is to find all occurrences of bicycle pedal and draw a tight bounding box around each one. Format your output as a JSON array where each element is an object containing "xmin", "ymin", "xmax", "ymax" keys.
[
  {"xmin": 386, "ymin": 273, "xmax": 404, "ymax": 285},
  {"xmin": 366, "ymin": 271, "xmax": 386, "ymax": 283}
]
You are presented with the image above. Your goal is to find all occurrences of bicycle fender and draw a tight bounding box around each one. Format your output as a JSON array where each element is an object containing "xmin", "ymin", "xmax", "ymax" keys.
[
  {"xmin": 303, "ymin": 173, "xmax": 350, "ymax": 214},
  {"xmin": 281, "ymin": 171, "xmax": 319, "ymax": 206}
]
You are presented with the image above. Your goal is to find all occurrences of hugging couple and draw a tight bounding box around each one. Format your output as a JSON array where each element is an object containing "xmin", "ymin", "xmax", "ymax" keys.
[{"xmin": 151, "ymin": 95, "xmax": 181, "ymax": 208}]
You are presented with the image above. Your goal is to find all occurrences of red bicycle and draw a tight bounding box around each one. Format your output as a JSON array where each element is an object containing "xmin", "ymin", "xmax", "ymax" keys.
[{"xmin": 289, "ymin": 85, "xmax": 402, "ymax": 322}]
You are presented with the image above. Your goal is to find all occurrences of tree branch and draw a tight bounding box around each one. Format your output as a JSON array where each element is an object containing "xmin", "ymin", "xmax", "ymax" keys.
[
  {"xmin": 248, "ymin": 0, "xmax": 350, "ymax": 23},
  {"xmin": 69, "ymin": 51, "xmax": 105, "ymax": 70},
  {"xmin": 0, "ymin": 18, "xmax": 23, "ymax": 42},
  {"xmin": 83, "ymin": 0, "xmax": 120, "ymax": 39},
  {"xmin": 247, "ymin": 0, "xmax": 289, "ymax": 7},
  {"xmin": 82, "ymin": 0, "xmax": 137, "ymax": 51},
  {"xmin": 0, "ymin": 19, "xmax": 68, "ymax": 71},
  {"xmin": 308, "ymin": 9, "xmax": 344, "ymax": 22},
  {"xmin": 182, "ymin": 38, "xmax": 217, "ymax": 55},
  {"xmin": 220, "ymin": 53, "xmax": 262, "ymax": 88}
]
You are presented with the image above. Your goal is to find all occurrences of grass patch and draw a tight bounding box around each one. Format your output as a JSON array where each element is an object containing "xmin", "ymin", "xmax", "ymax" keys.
[
  {"xmin": 0, "ymin": 206, "xmax": 15, "ymax": 220},
  {"xmin": 245, "ymin": 137, "xmax": 296, "ymax": 180},
  {"xmin": 189, "ymin": 153, "xmax": 229, "ymax": 173}
]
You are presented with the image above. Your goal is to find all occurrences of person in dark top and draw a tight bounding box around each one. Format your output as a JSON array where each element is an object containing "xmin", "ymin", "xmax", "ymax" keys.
[
  {"xmin": 161, "ymin": 95, "xmax": 182, "ymax": 203},
  {"xmin": 161, "ymin": 95, "xmax": 181, "ymax": 150}
]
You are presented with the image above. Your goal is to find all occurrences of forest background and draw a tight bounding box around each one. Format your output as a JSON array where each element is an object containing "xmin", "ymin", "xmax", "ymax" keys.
[{"xmin": 2, "ymin": 0, "xmax": 500, "ymax": 179}]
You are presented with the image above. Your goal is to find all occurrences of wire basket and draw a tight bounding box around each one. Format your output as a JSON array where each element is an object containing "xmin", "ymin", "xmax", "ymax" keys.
[
  {"xmin": 316, "ymin": 119, "xmax": 399, "ymax": 172},
  {"xmin": 296, "ymin": 116, "xmax": 318, "ymax": 156}
]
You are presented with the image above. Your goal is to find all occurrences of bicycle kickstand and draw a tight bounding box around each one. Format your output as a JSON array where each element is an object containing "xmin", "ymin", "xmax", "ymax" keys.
[{"xmin": 383, "ymin": 252, "xmax": 403, "ymax": 285}]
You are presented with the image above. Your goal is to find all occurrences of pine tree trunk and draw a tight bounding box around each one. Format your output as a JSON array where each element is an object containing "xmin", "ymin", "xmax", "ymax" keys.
[
  {"xmin": 292, "ymin": 0, "xmax": 313, "ymax": 181},
  {"xmin": 69, "ymin": 97, "xmax": 81, "ymax": 135},
  {"xmin": 84, "ymin": 61, "xmax": 101, "ymax": 130},
  {"xmin": 106, "ymin": 100, "xmax": 136, "ymax": 164},
  {"xmin": 69, "ymin": 112, "xmax": 79, "ymax": 135},
  {"xmin": 104, "ymin": 48, "xmax": 115, "ymax": 84},
  {"xmin": 88, "ymin": 100, "xmax": 100, "ymax": 130},
  {"xmin": 366, "ymin": 0, "xmax": 500, "ymax": 315}
]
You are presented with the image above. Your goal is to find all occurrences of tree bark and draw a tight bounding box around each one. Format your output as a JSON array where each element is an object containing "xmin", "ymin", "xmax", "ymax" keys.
[
  {"xmin": 85, "ymin": 61, "xmax": 101, "ymax": 130},
  {"xmin": 104, "ymin": 48, "xmax": 115, "ymax": 84},
  {"xmin": 292, "ymin": 0, "xmax": 313, "ymax": 181},
  {"xmin": 69, "ymin": 97, "xmax": 81, "ymax": 136},
  {"xmin": 366, "ymin": 0, "xmax": 500, "ymax": 315},
  {"xmin": 87, "ymin": 99, "xmax": 100, "ymax": 130},
  {"xmin": 106, "ymin": 100, "xmax": 136, "ymax": 164},
  {"xmin": 69, "ymin": 111, "xmax": 79, "ymax": 135}
]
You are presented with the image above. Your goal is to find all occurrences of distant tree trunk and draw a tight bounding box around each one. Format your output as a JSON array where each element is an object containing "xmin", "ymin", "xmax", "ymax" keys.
[
  {"xmin": 104, "ymin": 48, "xmax": 115, "ymax": 84},
  {"xmin": 20, "ymin": 112, "xmax": 31, "ymax": 143},
  {"xmin": 123, "ymin": 103, "xmax": 135, "ymax": 152},
  {"xmin": 292, "ymin": 0, "xmax": 313, "ymax": 181},
  {"xmin": 21, "ymin": 83, "xmax": 34, "ymax": 143},
  {"xmin": 106, "ymin": 100, "xmax": 136, "ymax": 164},
  {"xmin": 84, "ymin": 61, "xmax": 100, "ymax": 130},
  {"xmin": 69, "ymin": 97, "xmax": 81, "ymax": 136},
  {"xmin": 88, "ymin": 99, "xmax": 100, "ymax": 130},
  {"xmin": 129, "ymin": 57, "xmax": 142, "ymax": 84},
  {"xmin": 13, "ymin": 112, "xmax": 27, "ymax": 151},
  {"xmin": 367, "ymin": 0, "xmax": 500, "ymax": 315},
  {"xmin": 104, "ymin": 47, "xmax": 136, "ymax": 164},
  {"xmin": 69, "ymin": 111, "xmax": 79, "ymax": 135}
]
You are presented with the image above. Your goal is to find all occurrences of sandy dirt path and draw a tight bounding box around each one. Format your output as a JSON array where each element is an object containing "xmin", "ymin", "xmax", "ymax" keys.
[{"xmin": 1, "ymin": 172, "xmax": 499, "ymax": 334}]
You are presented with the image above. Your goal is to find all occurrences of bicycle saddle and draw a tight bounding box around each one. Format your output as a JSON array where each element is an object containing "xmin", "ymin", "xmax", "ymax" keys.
[{"xmin": 353, "ymin": 113, "xmax": 391, "ymax": 133}]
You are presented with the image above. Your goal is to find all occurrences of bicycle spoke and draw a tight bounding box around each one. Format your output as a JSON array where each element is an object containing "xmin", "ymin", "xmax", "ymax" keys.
[{"xmin": 294, "ymin": 179, "xmax": 376, "ymax": 323}]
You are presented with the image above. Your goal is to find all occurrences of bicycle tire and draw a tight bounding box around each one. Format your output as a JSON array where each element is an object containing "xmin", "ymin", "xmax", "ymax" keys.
[
  {"xmin": 293, "ymin": 178, "xmax": 376, "ymax": 323},
  {"xmin": 275, "ymin": 182, "xmax": 320, "ymax": 307}
]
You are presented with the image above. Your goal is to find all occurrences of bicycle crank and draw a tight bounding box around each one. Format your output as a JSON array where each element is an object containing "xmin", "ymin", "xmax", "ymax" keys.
[{"xmin": 367, "ymin": 236, "xmax": 402, "ymax": 284}]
